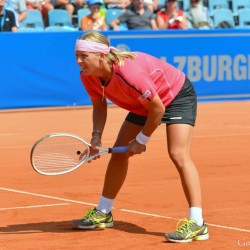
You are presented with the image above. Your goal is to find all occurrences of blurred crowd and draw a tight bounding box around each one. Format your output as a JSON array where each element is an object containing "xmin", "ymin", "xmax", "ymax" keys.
[{"xmin": 0, "ymin": 0, "xmax": 248, "ymax": 32}]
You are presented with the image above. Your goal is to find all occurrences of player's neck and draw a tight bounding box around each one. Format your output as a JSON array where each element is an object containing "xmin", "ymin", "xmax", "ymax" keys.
[
  {"xmin": 99, "ymin": 62, "xmax": 112, "ymax": 83},
  {"xmin": 99, "ymin": 71, "xmax": 112, "ymax": 86}
]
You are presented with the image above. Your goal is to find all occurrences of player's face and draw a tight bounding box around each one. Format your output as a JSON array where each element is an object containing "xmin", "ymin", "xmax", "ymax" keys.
[{"xmin": 75, "ymin": 51, "xmax": 101, "ymax": 76}]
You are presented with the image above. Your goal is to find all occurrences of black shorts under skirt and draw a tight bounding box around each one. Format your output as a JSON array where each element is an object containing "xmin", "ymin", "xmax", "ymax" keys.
[{"xmin": 125, "ymin": 77, "xmax": 197, "ymax": 126}]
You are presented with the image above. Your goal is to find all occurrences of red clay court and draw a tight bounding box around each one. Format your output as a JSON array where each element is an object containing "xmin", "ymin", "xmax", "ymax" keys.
[{"xmin": 0, "ymin": 101, "xmax": 250, "ymax": 249}]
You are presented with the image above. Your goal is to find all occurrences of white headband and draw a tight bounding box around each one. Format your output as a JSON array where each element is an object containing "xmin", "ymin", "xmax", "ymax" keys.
[{"xmin": 75, "ymin": 40, "xmax": 119, "ymax": 54}]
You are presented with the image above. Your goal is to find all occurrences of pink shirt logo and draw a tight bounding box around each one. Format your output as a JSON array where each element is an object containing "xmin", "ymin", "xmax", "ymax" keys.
[{"xmin": 139, "ymin": 90, "xmax": 151, "ymax": 101}]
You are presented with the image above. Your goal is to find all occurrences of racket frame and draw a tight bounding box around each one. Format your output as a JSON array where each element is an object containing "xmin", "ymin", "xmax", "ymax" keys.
[{"xmin": 30, "ymin": 133, "xmax": 126, "ymax": 176}]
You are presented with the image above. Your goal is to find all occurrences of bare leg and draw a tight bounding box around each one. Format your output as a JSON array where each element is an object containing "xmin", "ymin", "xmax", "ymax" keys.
[
  {"xmin": 102, "ymin": 121, "xmax": 143, "ymax": 199},
  {"xmin": 166, "ymin": 124, "xmax": 201, "ymax": 207}
]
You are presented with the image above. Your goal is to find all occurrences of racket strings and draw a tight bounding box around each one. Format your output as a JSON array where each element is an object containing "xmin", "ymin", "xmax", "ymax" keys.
[{"xmin": 32, "ymin": 136, "xmax": 89, "ymax": 174}]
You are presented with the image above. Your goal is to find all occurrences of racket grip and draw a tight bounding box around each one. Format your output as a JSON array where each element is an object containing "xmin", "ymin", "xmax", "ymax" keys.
[{"xmin": 111, "ymin": 146, "xmax": 128, "ymax": 153}]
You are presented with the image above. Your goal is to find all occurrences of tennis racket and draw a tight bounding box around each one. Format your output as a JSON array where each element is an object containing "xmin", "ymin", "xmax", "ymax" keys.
[{"xmin": 30, "ymin": 133, "xmax": 128, "ymax": 176}]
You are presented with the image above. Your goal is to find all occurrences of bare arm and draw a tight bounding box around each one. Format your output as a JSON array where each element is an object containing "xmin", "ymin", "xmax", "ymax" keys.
[
  {"xmin": 91, "ymin": 97, "xmax": 108, "ymax": 136},
  {"xmin": 151, "ymin": 18, "xmax": 158, "ymax": 30},
  {"xmin": 18, "ymin": 11, "xmax": 27, "ymax": 22},
  {"xmin": 128, "ymin": 94, "xmax": 165, "ymax": 154},
  {"xmin": 109, "ymin": 18, "xmax": 120, "ymax": 30},
  {"xmin": 55, "ymin": 0, "xmax": 70, "ymax": 5},
  {"xmin": 176, "ymin": 13, "xmax": 188, "ymax": 29},
  {"xmin": 141, "ymin": 94, "xmax": 165, "ymax": 136},
  {"xmin": 156, "ymin": 14, "xmax": 168, "ymax": 29},
  {"xmin": 88, "ymin": 97, "xmax": 108, "ymax": 156}
]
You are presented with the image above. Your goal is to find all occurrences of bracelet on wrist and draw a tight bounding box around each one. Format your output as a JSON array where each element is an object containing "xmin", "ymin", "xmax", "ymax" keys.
[
  {"xmin": 92, "ymin": 129, "xmax": 101, "ymax": 133},
  {"xmin": 136, "ymin": 131, "xmax": 151, "ymax": 145},
  {"xmin": 91, "ymin": 135, "xmax": 101, "ymax": 140},
  {"xmin": 92, "ymin": 130, "xmax": 102, "ymax": 137}
]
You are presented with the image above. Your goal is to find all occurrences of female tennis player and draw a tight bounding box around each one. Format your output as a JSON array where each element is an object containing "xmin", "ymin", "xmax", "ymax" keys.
[{"xmin": 73, "ymin": 30, "xmax": 209, "ymax": 243}]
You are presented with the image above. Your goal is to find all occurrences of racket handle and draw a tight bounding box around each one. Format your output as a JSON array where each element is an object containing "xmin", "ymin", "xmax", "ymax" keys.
[{"xmin": 111, "ymin": 146, "xmax": 128, "ymax": 153}]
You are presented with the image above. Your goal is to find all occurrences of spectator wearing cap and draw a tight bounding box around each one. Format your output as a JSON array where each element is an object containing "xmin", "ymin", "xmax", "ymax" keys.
[
  {"xmin": 109, "ymin": 0, "xmax": 158, "ymax": 30},
  {"xmin": 0, "ymin": 0, "xmax": 17, "ymax": 31},
  {"xmin": 80, "ymin": 0, "xmax": 107, "ymax": 30},
  {"xmin": 156, "ymin": 0, "xmax": 187, "ymax": 29}
]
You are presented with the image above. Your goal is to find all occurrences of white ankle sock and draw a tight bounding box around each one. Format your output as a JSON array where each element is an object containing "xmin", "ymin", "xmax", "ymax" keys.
[
  {"xmin": 97, "ymin": 196, "xmax": 114, "ymax": 214},
  {"xmin": 189, "ymin": 207, "xmax": 203, "ymax": 226}
]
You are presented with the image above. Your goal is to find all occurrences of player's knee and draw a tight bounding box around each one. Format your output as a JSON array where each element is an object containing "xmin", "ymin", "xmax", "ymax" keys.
[{"xmin": 168, "ymin": 149, "xmax": 187, "ymax": 167}]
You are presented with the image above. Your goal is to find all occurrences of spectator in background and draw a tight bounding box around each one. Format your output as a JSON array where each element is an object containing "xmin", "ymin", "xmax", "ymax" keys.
[
  {"xmin": 71, "ymin": 0, "xmax": 87, "ymax": 26},
  {"xmin": 0, "ymin": 0, "xmax": 18, "ymax": 31},
  {"xmin": 156, "ymin": 0, "xmax": 187, "ymax": 29},
  {"xmin": 144, "ymin": 0, "xmax": 158, "ymax": 13},
  {"xmin": 104, "ymin": 0, "xmax": 130, "ymax": 10},
  {"xmin": 51, "ymin": 0, "xmax": 74, "ymax": 18},
  {"xmin": 109, "ymin": 0, "xmax": 158, "ymax": 30},
  {"xmin": 71, "ymin": 0, "xmax": 87, "ymax": 19},
  {"xmin": 186, "ymin": 0, "xmax": 213, "ymax": 29},
  {"xmin": 26, "ymin": 0, "xmax": 54, "ymax": 26},
  {"xmin": 72, "ymin": 0, "xmax": 87, "ymax": 13},
  {"xmin": 6, "ymin": 0, "xmax": 27, "ymax": 25},
  {"xmin": 80, "ymin": 0, "xmax": 107, "ymax": 30}
]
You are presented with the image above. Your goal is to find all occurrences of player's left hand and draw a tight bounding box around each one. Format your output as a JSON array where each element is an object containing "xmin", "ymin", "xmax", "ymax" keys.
[{"xmin": 128, "ymin": 139, "xmax": 146, "ymax": 156}]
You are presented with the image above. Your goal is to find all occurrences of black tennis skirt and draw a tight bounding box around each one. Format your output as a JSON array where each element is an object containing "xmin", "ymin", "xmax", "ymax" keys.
[{"xmin": 125, "ymin": 77, "xmax": 197, "ymax": 126}]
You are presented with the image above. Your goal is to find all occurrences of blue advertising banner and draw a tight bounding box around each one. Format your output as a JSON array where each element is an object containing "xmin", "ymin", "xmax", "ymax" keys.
[
  {"xmin": 1, "ymin": 29, "xmax": 250, "ymax": 109},
  {"xmin": 107, "ymin": 30, "xmax": 250, "ymax": 102},
  {"xmin": 0, "ymin": 31, "xmax": 85, "ymax": 109}
]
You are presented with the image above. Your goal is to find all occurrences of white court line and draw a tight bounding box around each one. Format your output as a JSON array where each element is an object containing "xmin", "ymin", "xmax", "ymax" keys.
[
  {"xmin": 120, "ymin": 209, "xmax": 250, "ymax": 233},
  {"xmin": 0, "ymin": 203, "xmax": 70, "ymax": 211},
  {"xmin": 1, "ymin": 187, "xmax": 249, "ymax": 233},
  {"xmin": 194, "ymin": 133, "xmax": 250, "ymax": 138},
  {"xmin": 0, "ymin": 133, "xmax": 15, "ymax": 136},
  {"xmin": 0, "ymin": 146, "xmax": 31, "ymax": 149},
  {"xmin": 0, "ymin": 187, "xmax": 96, "ymax": 206}
]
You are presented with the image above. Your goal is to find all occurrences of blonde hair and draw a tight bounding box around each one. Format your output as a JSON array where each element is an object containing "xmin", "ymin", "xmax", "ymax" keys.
[{"xmin": 78, "ymin": 31, "xmax": 137, "ymax": 66}]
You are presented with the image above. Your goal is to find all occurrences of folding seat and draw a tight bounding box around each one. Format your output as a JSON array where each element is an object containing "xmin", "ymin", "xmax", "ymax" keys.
[
  {"xmin": 48, "ymin": 9, "xmax": 73, "ymax": 27},
  {"xmin": 237, "ymin": 8, "xmax": 250, "ymax": 28},
  {"xmin": 208, "ymin": 0, "xmax": 229, "ymax": 16},
  {"xmin": 213, "ymin": 8, "xmax": 235, "ymax": 27},
  {"xmin": 232, "ymin": 0, "xmax": 250, "ymax": 16},
  {"xmin": 20, "ymin": 9, "xmax": 45, "ymax": 31}
]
